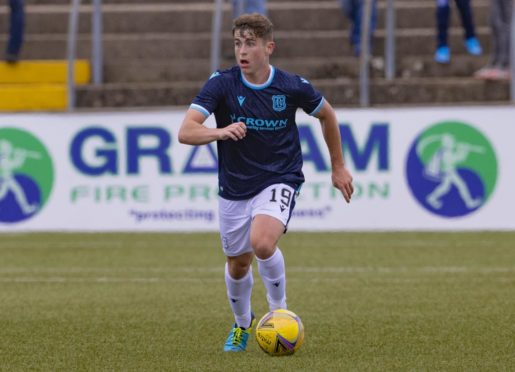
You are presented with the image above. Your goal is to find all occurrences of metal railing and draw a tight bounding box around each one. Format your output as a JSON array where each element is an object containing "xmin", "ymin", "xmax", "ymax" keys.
[
  {"xmin": 210, "ymin": 0, "xmax": 395, "ymax": 107},
  {"xmin": 67, "ymin": 0, "xmax": 103, "ymax": 111},
  {"xmin": 66, "ymin": 0, "xmax": 513, "ymax": 110},
  {"xmin": 211, "ymin": 0, "xmax": 224, "ymax": 72},
  {"xmin": 91, "ymin": 0, "xmax": 103, "ymax": 85},
  {"xmin": 384, "ymin": 0, "xmax": 396, "ymax": 81},
  {"xmin": 359, "ymin": 0, "xmax": 373, "ymax": 107},
  {"xmin": 360, "ymin": 0, "xmax": 396, "ymax": 106}
]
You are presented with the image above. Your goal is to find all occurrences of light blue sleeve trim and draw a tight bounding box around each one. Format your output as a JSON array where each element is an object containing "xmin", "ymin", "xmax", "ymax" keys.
[
  {"xmin": 190, "ymin": 103, "xmax": 210, "ymax": 117},
  {"xmin": 309, "ymin": 97, "xmax": 325, "ymax": 116}
]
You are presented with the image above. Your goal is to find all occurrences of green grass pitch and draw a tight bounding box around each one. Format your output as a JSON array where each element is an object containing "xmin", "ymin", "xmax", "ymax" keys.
[{"xmin": 1, "ymin": 232, "xmax": 515, "ymax": 371}]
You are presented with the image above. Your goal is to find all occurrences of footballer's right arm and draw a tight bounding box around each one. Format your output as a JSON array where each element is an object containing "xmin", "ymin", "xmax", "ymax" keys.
[{"xmin": 178, "ymin": 108, "xmax": 247, "ymax": 145}]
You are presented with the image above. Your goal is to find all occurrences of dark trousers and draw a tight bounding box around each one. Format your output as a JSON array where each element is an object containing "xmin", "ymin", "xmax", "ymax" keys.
[
  {"xmin": 436, "ymin": 0, "xmax": 476, "ymax": 47},
  {"xmin": 489, "ymin": 0, "xmax": 512, "ymax": 68},
  {"xmin": 340, "ymin": 0, "xmax": 378, "ymax": 52},
  {"xmin": 6, "ymin": 0, "xmax": 25, "ymax": 56},
  {"xmin": 231, "ymin": 0, "xmax": 267, "ymax": 18}
]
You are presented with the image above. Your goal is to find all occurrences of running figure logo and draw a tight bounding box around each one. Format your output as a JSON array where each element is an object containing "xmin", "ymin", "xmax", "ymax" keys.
[
  {"xmin": 0, "ymin": 139, "xmax": 40, "ymax": 214},
  {"xmin": 406, "ymin": 121, "xmax": 497, "ymax": 218},
  {"xmin": 0, "ymin": 128, "xmax": 54, "ymax": 223}
]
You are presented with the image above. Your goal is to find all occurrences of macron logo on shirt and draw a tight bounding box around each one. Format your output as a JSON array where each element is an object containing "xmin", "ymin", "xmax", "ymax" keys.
[{"xmin": 237, "ymin": 96, "xmax": 246, "ymax": 106}]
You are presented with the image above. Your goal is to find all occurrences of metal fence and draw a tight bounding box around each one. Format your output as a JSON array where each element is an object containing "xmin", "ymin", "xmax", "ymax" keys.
[
  {"xmin": 67, "ymin": 0, "xmax": 103, "ymax": 111},
  {"xmin": 66, "ymin": 0, "xmax": 515, "ymax": 111},
  {"xmin": 210, "ymin": 0, "xmax": 397, "ymax": 107}
]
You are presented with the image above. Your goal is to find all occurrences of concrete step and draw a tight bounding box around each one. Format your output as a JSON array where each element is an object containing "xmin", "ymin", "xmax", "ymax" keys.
[
  {"xmin": 4, "ymin": 27, "xmax": 491, "ymax": 60},
  {"xmin": 0, "ymin": 60, "xmax": 89, "ymax": 112},
  {"xmin": 75, "ymin": 77, "xmax": 510, "ymax": 108},
  {"xmin": 24, "ymin": 0, "xmax": 212, "ymax": 4},
  {"xmin": 0, "ymin": 84, "xmax": 68, "ymax": 111},
  {"xmin": 279, "ymin": 55, "xmax": 491, "ymax": 80},
  {"xmin": 23, "ymin": 0, "xmax": 350, "ymax": 4},
  {"xmin": 1, "ymin": 1, "xmax": 489, "ymax": 34},
  {"xmin": 77, "ymin": 81, "xmax": 203, "ymax": 109},
  {"xmin": 318, "ymin": 78, "xmax": 510, "ymax": 106},
  {"xmin": 4, "ymin": 0, "xmax": 499, "ymax": 110},
  {"xmin": 102, "ymin": 55, "xmax": 490, "ymax": 83},
  {"xmin": 0, "ymin": 60, "xmax": 89, "ymax": 84}
]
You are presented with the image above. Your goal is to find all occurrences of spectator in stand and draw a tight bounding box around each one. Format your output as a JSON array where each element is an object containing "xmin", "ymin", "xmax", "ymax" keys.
[
  {"xmin": 340, "ymin": 0, "xmax": 378, "ymax": 57},
  {"xmin": 434, "ymin": 0, "xmax": 483, "ymax": 64},
  {"xmin": 5, "ymin": 0, "xmax": 25, "ymax": 63},
  {"xmin": 474, "ymin": 0, "xmax": 512, "ymax": 80},
  {"xmin": 231, "ymin": 0, "xmax": 267, "ymax": 18}
]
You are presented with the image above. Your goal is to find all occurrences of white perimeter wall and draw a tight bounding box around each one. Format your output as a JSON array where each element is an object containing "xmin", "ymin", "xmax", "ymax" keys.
[{"xmin": 0, "ymin": 105, "xmax": 513, "ymax": 232}]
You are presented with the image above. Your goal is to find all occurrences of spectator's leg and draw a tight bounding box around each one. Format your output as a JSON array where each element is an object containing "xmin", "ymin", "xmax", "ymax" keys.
[
  {"xmin": 231, "ymin": 0, "xmax": 244, "ymax": 18},
  {"xmin": 370, "ymin": 0, "xmax": 378, "ymax": 34},
  {"xmin": 369, "ymin": 0, "xmax": 378, "ymax": 51},
  {"xmin": 340, "ymin": 0, "xmax": 361, "ymax": 52},
  {"xmin": 340, "ymin": 0, "xmax": 375, "ymax": 56},
  {"xmin": 340, "ymin": 0, "xmax": 354, "ymax": 19},
  {"xmin": 496, "ymin": 0, "xmax": 512, "ymax": 68},
  {"xmin": 352, "ymin": 0, "xmax": 363, "ymax": 53},
  {"xmin": 244, "ymin": 0, "xmax": 267, "ymax": 16},
  {"xmin": 436, "ymin": 0, "xmax": 450, "ymax": 48},
  {"xmin": 454, "ymin": 0, "xmax": 476, "ymax": 40},
  {"xmin": 456, "ymin": 0, "xmax": 482, "ymax": 55},
  {"xmin": 357, "ymin": 0, "xmax": 377, "ymax": 53},
  {"xmin": 489, "ymin": 0, "xmax": 502, "ymax": 67},
  {"xmin": 7, "ymin": 0, "xmax": 25, "ymax": 59}
]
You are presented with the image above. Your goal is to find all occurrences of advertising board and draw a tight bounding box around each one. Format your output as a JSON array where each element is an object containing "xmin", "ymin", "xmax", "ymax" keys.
[{"xmin": 0, "ymin": 106, "xmax": 513, "ymax": 231}]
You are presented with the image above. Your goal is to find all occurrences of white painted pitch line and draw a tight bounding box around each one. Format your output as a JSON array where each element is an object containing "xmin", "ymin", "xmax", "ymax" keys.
[
  {"xmin": 1, "ymin": 266, "xmax": 515, "ymax": 274},
  {"xmin": 0, "ymin": 267, "xmax": 224, "ymax": 274},
  {"xmin": 291, "ymin": 266, "xmax": 515, "ymax": 274},
  {"xmin": 0, "ymin": 277, "xmax": 161, "ymax": 283},
  {"xmin": 0, "ymin": 240, "xmax": 212, "ymax": 250},
  {"xmin": 0, "ymin": 238, "xmax": 507, "ymax": 250},
  {"xmin": 1, "ymin": 277, "xmax": 514, "ymax": 284}
]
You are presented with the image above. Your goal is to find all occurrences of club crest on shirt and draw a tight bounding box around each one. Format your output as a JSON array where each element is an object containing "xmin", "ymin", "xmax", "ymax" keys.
[{"xmin": 272, "ymin": 95, "xmax": 286, "ymax": 112}]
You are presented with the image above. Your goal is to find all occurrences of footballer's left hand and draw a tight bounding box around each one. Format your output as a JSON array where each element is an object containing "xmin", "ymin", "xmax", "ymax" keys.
[{"xmin": 332, "ymin": 165, "xmax": 354, "ymax": 203}]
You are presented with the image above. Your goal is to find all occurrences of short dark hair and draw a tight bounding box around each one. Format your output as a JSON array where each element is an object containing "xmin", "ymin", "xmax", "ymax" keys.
[{"xmin": 232, "ymin": 13, "xmax": 274, "ymax": 41}]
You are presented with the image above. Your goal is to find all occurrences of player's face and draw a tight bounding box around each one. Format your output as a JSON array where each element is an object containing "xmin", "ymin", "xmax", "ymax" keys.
[{"xmin": 234, "ymin": 29, "xmax": 274, "ymax": 76}]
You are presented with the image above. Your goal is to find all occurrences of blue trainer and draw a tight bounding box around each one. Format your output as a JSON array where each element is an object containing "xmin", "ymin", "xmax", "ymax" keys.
[
  {"xmin": 434, "ymin": 46, "xmax": 450, "ymax": 64},
  {"xmin": 465, "ymin": 37, "xmax": 482, "ymax": 56},
  {"xmin": 223, "ymin": 313, "xmax": 256, "ymax": 352}
]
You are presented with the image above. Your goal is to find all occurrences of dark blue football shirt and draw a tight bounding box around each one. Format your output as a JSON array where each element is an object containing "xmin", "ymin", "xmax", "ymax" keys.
[{"xmin": 190, "ymin": 65, "xmax": 324, "ymax": 200}]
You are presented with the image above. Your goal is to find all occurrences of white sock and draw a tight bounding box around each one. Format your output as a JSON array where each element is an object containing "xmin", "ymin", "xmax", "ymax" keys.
[
  {"xmin": 256, "ymin": 248, "xmax": 287, "ymax": 310},
  {"xmin": 225, "ymin": 263, "xmax": 253, "ymax": 328}
]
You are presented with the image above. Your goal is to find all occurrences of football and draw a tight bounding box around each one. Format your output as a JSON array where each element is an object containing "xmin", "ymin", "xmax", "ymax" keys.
[{"xmin": 255, "ymin": 309, "xmax": 304, "ymax": 356}]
